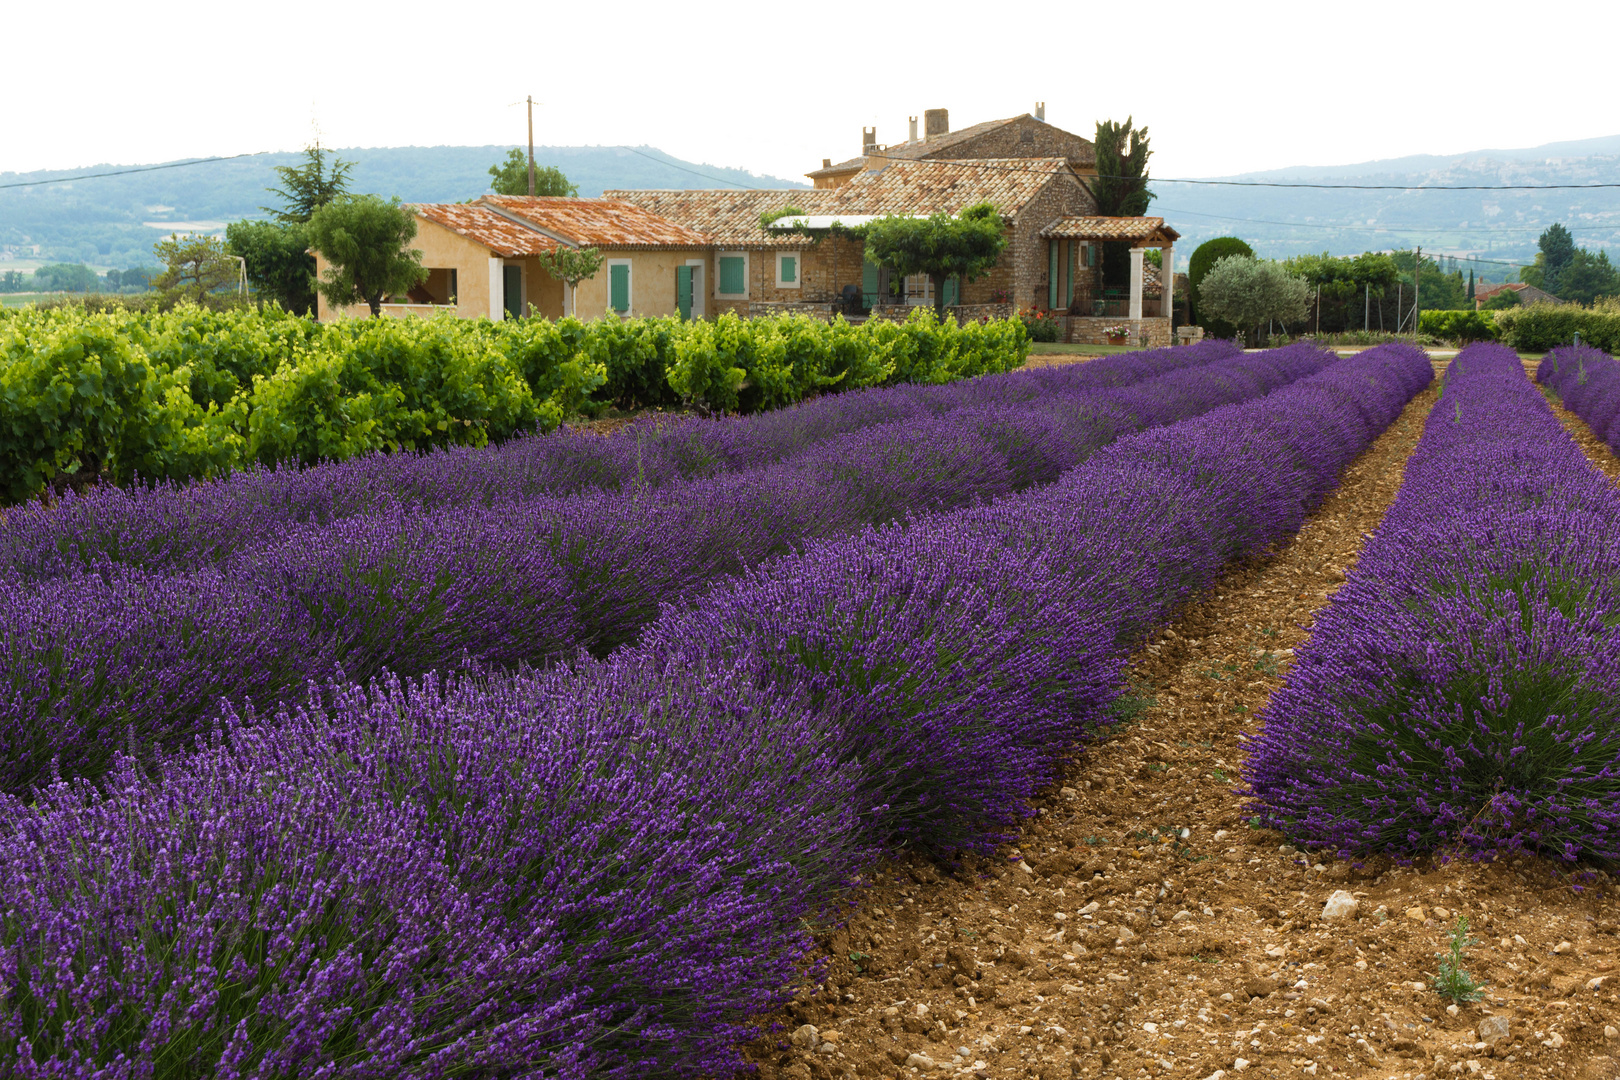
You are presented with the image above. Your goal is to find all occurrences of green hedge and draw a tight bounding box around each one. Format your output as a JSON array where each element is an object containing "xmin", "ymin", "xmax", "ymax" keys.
[
  {"xmin": 1417, "ymin": 309, "xmax": 1500, "ymax": 343},
  {"xmin": 0, "ymin": 305, "xmax": 1028, "ymax": 503},
  {"xmin": 1492, "ymin": 303, "xmax": 1620, "ymax": 353}
]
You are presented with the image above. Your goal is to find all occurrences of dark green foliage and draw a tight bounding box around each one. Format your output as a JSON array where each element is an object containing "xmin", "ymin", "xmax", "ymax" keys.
[
  {"xmin": 225, "ymin": 220, "xmax": 316, "ymax": 315},
  {"xmin": 1551, "ymin": 248, "xmax": 1620, "ymax": 306},
  {"xmin": 1188, "ymin": 237, "xmax": 1254, "ymax": 337},
  {"xmin": 307, "ymin": 196, "xmax": 428, "ymax": 318},
  {"xmin": 1483, "ymin": 288, "xmax": 1522, "ymax": 311},
  {"xmin": 1418, "ymin": 309, "xmax": 1499, "ymax": 343},
  {"xmin": 262, "ymin": 144, "xmax": 354, "ymax": 224},
  {"xmin": 1083, "ymin": 117, "xmax": 1153, "ymax": 217},
  {"xmin": 151, "ymin": 234, "xmax": 240, "ymax": 307},
  {"xmin": 863, "ymin": 202, "xmax": 1008, "ymax": 319},
  {"xmin": 30, "ymin": 264, "xmax": 102, "ymax": 293},
  {"xmin": 1497, "ymin": 304, "xmax": 1620, "ymax": 351},
  {"xmin": 487, "ymin": 149, "xmax": 578, "ymax": 197}
]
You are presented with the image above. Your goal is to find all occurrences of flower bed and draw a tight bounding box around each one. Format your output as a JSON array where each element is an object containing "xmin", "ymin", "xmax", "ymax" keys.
[
  {"xmin": 0, "ymin": 344, "xmax": 1331, "ymax": 792},
  {"xmin": 1246, "ymin": 342, "xmax": 1620, "ymax": 864},
  {"xmin": 0, "ymin": 344, "xmax": 1431, "ymax": 1076}
]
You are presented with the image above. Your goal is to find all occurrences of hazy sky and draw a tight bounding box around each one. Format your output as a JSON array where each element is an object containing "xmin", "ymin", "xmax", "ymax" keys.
[{"xmin": 7, "ymin": 0, "xmax": 1613, "ymax": 182}]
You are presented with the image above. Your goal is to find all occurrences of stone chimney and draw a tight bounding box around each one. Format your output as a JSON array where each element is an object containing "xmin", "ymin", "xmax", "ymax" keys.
[
  {"xmin": 924, "ymin": 109, "xmax": 949, "ymax": 139},
  {"xmin": 908, "ymin": 116, "xmax": 919, "ymax": 144},
  {"xmin": 822, "ymin": 158, "xmax": 831, "ymax": 168},
  {"xmin": 862, "ymin": 126, "xmax": 878, "ymax": 155},
  {"xmin": 1035, "ymin": 101, "xmax": 1046, "ymax": 121}
]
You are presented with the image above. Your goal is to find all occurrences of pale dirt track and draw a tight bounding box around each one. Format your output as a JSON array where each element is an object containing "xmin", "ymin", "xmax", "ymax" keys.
[{"xmin": 743, "ymin": 361, "xmax": 1620, "ymax": 1080}]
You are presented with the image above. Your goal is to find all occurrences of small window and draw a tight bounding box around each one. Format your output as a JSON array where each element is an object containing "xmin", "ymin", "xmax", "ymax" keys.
[
  {"xmin": 718, "ymin": 254, "xmax": 747, "ymax": 297},
  {"xmin": 608, "ymin": 260, "xmax": 632, "ymax": 314},
  {"xmin": 776, "ymin": 251, "xmax": 800, "ymax": 289}
]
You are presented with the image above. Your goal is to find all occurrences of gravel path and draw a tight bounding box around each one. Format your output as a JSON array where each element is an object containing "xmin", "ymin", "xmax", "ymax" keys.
[{"xmin": 743, "ymin": 364, "xmax": 1620, "ymax": 1080}]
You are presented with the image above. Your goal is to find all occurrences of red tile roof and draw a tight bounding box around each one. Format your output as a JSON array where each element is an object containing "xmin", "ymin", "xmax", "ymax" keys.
[
  {"xmin": 413, "ymin": 203, "xmax": 562, "ymax": 258},
  {"xmin": 1040, "ymin": 216, "xmax": 1181, "ymax": 242},
  {"xmin": 480, "ymin": 195, "xmax": 710, "ymax": 248},
  {"xmin": 608, "ymin": 158, "xmax": 1080, "ymax": 247}
]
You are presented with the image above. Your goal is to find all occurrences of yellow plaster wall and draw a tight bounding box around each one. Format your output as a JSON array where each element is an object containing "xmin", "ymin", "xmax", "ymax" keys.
[
  {"xmin": 314, "ymin": 218, "xmax": 495, "ymax": 322},
  {"xmin": 572, "ymin": 249, "xmax": 710, "ymax": 319}
]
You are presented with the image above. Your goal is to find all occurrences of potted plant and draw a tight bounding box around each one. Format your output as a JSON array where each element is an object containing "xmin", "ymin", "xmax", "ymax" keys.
[{"xmin": 1102, "ymin": 323, "xmax": 1131, "ymax": 345}]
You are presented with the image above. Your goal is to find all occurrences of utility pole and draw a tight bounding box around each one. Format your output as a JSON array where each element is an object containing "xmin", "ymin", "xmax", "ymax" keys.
[
  {"xmin": 527, "ymin": 96, "xmax": 537, "ymax": 197},
  {"xmin": 1413, "ymin": 246, "xmax": 1421, "ymax": 338}
]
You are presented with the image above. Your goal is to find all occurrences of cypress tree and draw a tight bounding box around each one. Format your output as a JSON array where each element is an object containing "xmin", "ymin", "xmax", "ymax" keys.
[{"xmin": 1467, "ymin": 268, "xmax": 1475, "ymax": 301}]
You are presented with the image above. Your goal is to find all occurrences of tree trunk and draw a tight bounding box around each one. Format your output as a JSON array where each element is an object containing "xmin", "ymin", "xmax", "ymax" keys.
[{"xmin": 367, "ymin": 292, "xmax": 383, "ymax": 317}]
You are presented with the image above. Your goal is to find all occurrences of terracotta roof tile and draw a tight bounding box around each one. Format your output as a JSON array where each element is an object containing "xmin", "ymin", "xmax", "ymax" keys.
[
  {"xmin": 1041, "ymin": 216, "xmax": 1181, "ymax": 242},
  {"xmin": 478, "ymin": 195, "xmax": 710, "ymax": 249},
  {"xmin": 609, "ymin": 158, "xmax": 1078, "ymax": 247},
  {"xmin": 412, "ymin": 203, "xmax": 562, "ymax": 258},
  {"xmin": 599, "ymin": 189, "xmax": 846, "ymax": 248}
]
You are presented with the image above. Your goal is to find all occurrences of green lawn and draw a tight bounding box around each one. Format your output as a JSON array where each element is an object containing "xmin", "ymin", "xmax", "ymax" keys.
[
  {"xmin": 0, "ymin": 293, "xmax": 56, "ymax": 307},
  {"xmin": 1026, "ymin": 342, "xmax": 1138, "ymax": 357}
]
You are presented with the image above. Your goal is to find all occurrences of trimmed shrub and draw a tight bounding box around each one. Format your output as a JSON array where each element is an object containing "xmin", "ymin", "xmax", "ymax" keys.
[
  {"xmin": 1188, "ymin": 236, "xmax": 1254, "ymax": 337},
  {"xmin": 1495, "ymin": 302, "xmax": 1620, "ymax": 353},
  {"xmin": 1418, "ymin": 308, "xmax": 1499, "ymax": 343}
]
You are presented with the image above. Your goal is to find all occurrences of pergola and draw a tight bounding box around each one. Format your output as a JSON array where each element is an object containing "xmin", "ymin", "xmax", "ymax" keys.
[{"xmin": 1039, "ymin": 216, "xmax": 1181, "ymax": 327}]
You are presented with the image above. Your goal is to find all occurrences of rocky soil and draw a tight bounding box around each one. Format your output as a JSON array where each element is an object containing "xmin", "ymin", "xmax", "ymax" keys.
[{"xmin": 741, "ymin": 362, "xmax": 1620, "ymax": 1080}]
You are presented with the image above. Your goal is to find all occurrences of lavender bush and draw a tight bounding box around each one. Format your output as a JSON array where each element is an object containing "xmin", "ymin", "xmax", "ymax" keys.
[
  {"xmin": 0, "ymin": 346, "xmax": 1327, "ymax": 790},
  {"xmin": 1537, "ymin": 342, "xmax": 1620, "ymax": 450},
  {"xmin": 1247, "ymin": 342, "xmax": 1620, "ymax": 865},
  {"xmin": 0, "ymin": 344, "xmax": 1431, "ymax": 1075},
  {"xmin": 0, "ymin": 342, "xmax": 1241, "ymax": 583}
]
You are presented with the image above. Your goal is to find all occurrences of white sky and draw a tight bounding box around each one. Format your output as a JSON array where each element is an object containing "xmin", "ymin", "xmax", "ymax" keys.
[{"xmin": 5, "ymin": 0, "xmax": 1614, "ymax": 181}]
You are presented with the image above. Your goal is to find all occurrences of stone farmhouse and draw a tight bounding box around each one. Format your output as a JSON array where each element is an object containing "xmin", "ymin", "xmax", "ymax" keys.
[{"xmin": 315, "ymin": 106, "xmax": 1181, "ymax": 345}]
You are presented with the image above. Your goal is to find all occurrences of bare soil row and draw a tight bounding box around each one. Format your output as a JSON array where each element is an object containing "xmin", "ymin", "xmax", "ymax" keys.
[{"xmin": 743, "ymin": 364, "xmax": 1620, "ymax": 1080}]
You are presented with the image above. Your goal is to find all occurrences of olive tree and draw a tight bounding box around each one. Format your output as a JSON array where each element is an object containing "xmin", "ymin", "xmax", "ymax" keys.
[
  {"xmin": 535, "ymin": 245, "xmax": 604, "ymax": 317},
  {"xmin": 1195, "ymin": 255, "xmax": 1311, "ymax": 344},
  {"xmin": 307, "ymin": 195, "xmax": 427, "ymax": 317}
]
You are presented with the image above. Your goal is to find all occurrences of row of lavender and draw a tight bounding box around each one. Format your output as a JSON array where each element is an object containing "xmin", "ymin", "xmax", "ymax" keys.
[
  {"xmin": 0, "ymin": 345, "xmax": 1336, "ymax": 792},
  {"xmin": 0, "ymin": 345, "xmax": 1433, "ymax": 1076},
  {"xmin": 0, "ymin": 340, "xmax": 1241, "ymax": 580},
  {"xmin": 1537, "ymin": 342, "xmax": 1620, "ymax": 450},
  {"xmin": 1246, "ymin": 342, "xmax": 1620, "ymax": 864}
]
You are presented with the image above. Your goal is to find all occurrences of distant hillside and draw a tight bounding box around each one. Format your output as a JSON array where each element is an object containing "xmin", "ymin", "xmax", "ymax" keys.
[
  {"xmin": 1153, "ymin": 134, "xmax": 1620, "ymax": 277},
  {"xmin": 0, "ymin": 145, "xmax": 809, "ymax": 269}
]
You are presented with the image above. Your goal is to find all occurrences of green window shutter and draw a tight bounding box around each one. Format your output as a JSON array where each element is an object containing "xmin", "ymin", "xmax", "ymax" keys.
[
  {"xmin": 862, "ymin": 260, "xmax": 880, "ymax": 307},
  {"xmin": 1067, "ymin": 241, "xmax": 1077, "ymax": 308},
  {"xmin": 610, "ymin": 264, "xmax": 629, "ymax": 313},
  {"xmin": 676, "ymin": 265, "xmax": 693, "ymax": 320},
  {"xmin": 719, "ymin": 256, "xmax": 745, "ymax": 295},
  {"xmin": 503, "ymin": 265, "xmax": 522, "ymax": 319},
  {"xmin": 943, "ymin": 276, "xmax": 959, "ymax": 307},
  {"xmin": 1048, "ymin": 242, "xmax": 1059, "ymax": 310},
  {"xmin": 781, "ymin": 255, "xmax": 796, "ymax": 284}
]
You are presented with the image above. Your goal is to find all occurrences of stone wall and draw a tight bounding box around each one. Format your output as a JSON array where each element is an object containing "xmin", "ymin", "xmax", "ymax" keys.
[
  {"xmin": 937, "ymin": 115, "xmax": 1097, "ymax": 170},
  {"xmin": 749, "ymin": 301, "xmax": 837, "ymax": 320},
  {"xmin": 744, "ymin": 236, "xmax": 868, "ymax": 305},
  {"xmin": 1063, "ymin": 316, "xmax": 1173, "ymax": 348},
  {"xmin": 1006, "ymin": 173, "xmax": 1098, "ymax": 311}
]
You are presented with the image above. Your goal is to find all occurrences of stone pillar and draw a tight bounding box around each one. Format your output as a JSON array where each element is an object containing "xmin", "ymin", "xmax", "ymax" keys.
[
  {"xmin": 1161, "ymin": 244, "xmax": 1174, "ymax": 323},
  {"xmin": 1129, "ymin": 247, "xmax": 1144, "ymax": 327},
  {"xmin": 489, "ymin": 257, "xmax": 504, "ymax": 321}
]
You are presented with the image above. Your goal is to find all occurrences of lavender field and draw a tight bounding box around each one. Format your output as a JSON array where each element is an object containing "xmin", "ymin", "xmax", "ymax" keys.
[{"xmin": 11, "ymin": 337, "xmax": 1619, "ymax": 1077}]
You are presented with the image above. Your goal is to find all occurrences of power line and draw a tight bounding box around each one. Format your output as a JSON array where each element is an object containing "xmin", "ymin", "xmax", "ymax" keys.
[
  {"xmin": 1157, "ymin": 204, "xmax": 1620, "ymax": 237},
  {"xmin": 1154, "ymin": 176, "xmax": 1620, "ymax": 191},
  {"xmin": 0, "ymin": 152, "xmax": 275, "ymax": 190},
  {"xmin": 614, "ymin": 146, "xmax": 768, "ymax": 190}
]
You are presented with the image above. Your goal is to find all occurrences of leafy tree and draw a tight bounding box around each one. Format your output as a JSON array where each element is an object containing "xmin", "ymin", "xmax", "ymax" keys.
[
  {"xmin": 863, "ymin": 202, "xmax": 1008, "ymax": 319},
  {"xmin": 1189, "ymin": 237, "xmax": 1254, "ymax": 332},
  {"xmin": 32, "ymin": 263, "xmax": 102, "ymax": 292},
  {"xmin": 535, "ymin": 246, "xmax": 605, "ymax": 317},
  {"xmin": 226, "ymin": 219, "xmax": 315, "ymax": 314},
  {"xmin": 1483, "ymin": 287, "xmax": 1521, "ymax": 310},
  {"xmin": 1195, "ymin": 255, "xmax": 1310, "ymax": 344},
  {"xmin": 1083, "ymin": 117, "xmax": 1152, "ymax": 288},
  {"xmin": 1547, "ymin": 248, "xmax": 1620, "ymax": 307},
  {"xmin": 152, "ymin": 234, "xmax": 240, "ymax": 305},
  {"xmin": 488, "ymin": 149, "xmax": 578, "ymax": 197},
  {"xmin": 307, "ymin": 196, "xmax": 427, "ymax": 318},
  {"xmin": 263, "ymin": 144, "xmax": 354, "ymax": 224},
  {"xmin": 1083, "ymin": 117, "xmax": 1153, "ymax": 217},
  {"xmin": 0, "ymin": 270, "xmax": 25, "ymax": 293}
]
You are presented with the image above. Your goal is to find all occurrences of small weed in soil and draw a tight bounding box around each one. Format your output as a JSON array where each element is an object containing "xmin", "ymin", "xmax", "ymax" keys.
[{"xmin": 1433, "ymin": 915, "xmax": 1485, "ymax": 1003}]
